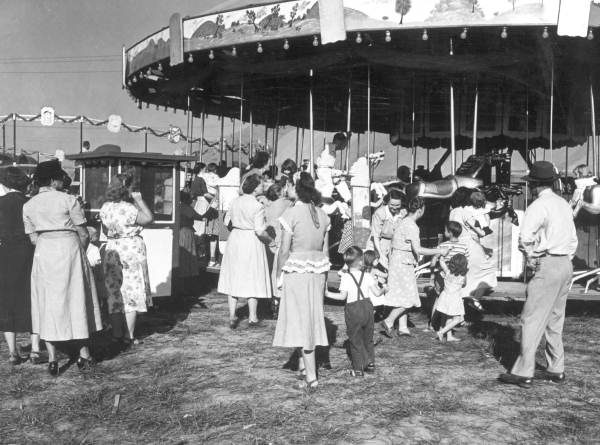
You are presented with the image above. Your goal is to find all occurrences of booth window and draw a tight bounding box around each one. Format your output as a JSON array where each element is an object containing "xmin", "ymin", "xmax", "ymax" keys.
[
  {"xmin": 120, "ymin": 161, "xmax": 175, "ymax": 222},
  {"xmin": 84, "ymin": 162, "xmax": 116, "ymax": 210}
]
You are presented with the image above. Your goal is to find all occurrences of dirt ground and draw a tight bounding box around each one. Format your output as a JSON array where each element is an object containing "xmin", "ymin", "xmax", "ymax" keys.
[{"xmin": 1, "ymin": 277, "xmax": 600, "ymax": 445}]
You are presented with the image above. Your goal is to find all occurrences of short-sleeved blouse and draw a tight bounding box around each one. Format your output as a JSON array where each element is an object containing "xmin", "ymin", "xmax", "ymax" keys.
[
  {"xmin": 23, "ymin": 188, "xmax": 86, "ymax": 234},
  {"xmin": 99, "ymin": 201, "xmax": 141, "ymax": 238},
  {"xmin": 279, "ymin": 202, "xmax": 330, "ymax": 274},
  {"xmin": 228, "ymin": 194, "xmax": 265, "ymax": 231},
  {"xmin": 390, "ymin": 217, "xmax": 420, "ymax": 265},
  {"xmin": 449, "ymin": 206, "xmax": 477, "ymax": 241}
]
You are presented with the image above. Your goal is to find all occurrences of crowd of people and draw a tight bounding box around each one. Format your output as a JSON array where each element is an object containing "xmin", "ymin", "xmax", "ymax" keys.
[{"xmin": 0, "ymin": 151, "xmax": 578, "ymax": 391}]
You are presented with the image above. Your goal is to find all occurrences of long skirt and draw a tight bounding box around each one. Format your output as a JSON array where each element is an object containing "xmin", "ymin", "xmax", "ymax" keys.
[
  {"xmin": 217, "ymin": 228, "xmax": 271, "ymax": 299},
  {"xmin": 104, "ymin": 235, "xmax": 151, "ymax": 314},
  {"xmin": 382, "ymin": 250, "xmax": 421, "ymax": 308},
  {"xmin": 179, "ymin": 226, "xmax": 200, "ymax": 278},
  {"xmin": 31, "ymin": 232, "xmax": 102, "ymax": 341},
  {"xmin": 273, "ymin": 272, "xmax": 329, "ymax": 350},
  {"xmin": 463, "ymin": 237, "xmax": 497, "ymax": 297},
  {"xmin": 0, "ymin": 239, "xmax": 33, "ymax": 332}
]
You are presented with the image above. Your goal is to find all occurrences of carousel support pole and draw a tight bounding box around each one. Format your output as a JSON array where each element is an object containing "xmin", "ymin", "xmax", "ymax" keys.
[
  {"xmin": 219, "ymin": 114, "xmax": 225, "ymax": 165},
  {"xmin": 144, "ymin": 128, "xmax": 148, "ymax": 153},
  {"xmin": 199, "ymin": 109, "xmax": 205, "ymax": 162},
  {"xmin": 472, "ymin": 85, "xmax": 479, "ymax": 156},
  {"xmin": 357, "ymin": 133, "xmax": 361, "ymax": 160},
  {"xmin": 249, "ymin": 111, "xmax": 254, "ymax": 160},
  {"xmin": 79, "ymin": 118, "xmax": 83, "ymax": 153},
  {"xmin": 186, "ymin": 95, "xmax": 192, "ymax": 156},
  {"xmin": 12, "ymin": 114, "xmax": 17, "ymax": 157},
  {"xmin": 565, "ymin": 145, "xmax": 569, "ymax": 179},
  {"xmin": 367, "ymin": 65, "xmax": 372, "ymax": 183},
  {"xmin": 309, "ymin": 69, "xmax": 315, "ymax": 177},
  {"xmin": 295, "ymin": 126, "xmax": 300, "ymax": 165},
  {"xmin": 411, "ymin": 74, "xmax": 416, "ymax": 181},
  {"xmin": 2, "ymin": 123, "xmax": 5, "ymax": 155},
  {"xmin": 549, "ymin": 61, "xmax": 554, "ymax": 164},
  {"xmin": 526, "ymin": 92, "xmax": 530, "ymax": 165},
  {"xmin": 591, "ymin": 82, "xmax": 597, "ymax": 176},
  {"xmin": 345, "ymin": 82, "xmax": 352, "ymax": 171},
  {"xmin": 239, "ymin": 76, "xmax": 244, "ymax": 167},
  {"xmin": 300, "ymin": 127, "xmax": 305, "ymax": 166},
  {"xmin": 231, "ymin": 118, "xmax": 236, "ymax": 167},
  {"xmin": 274, "ymin": 125, "xmax": 280, "ymax": 175},
  {"xmin": 450, "ymin": 81, "xmax": 456, "ymax": 175}
]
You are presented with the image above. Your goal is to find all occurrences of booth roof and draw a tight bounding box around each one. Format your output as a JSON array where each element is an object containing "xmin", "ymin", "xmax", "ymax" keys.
[{"xmin": 66, "ymin": 152, "xmax": 197, "ymax": 162}]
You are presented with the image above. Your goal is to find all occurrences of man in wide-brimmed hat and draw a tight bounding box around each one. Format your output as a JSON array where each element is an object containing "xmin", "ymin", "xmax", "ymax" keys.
[{"xmin": 499, "ymin": 161, "xmax": 578, "ymax": 388}]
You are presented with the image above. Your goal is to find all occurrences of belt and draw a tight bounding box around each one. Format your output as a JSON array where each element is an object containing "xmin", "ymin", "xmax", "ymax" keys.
[
  {"xmin": 232, "ymin": 227, "xmax": 254, "ymax": 231},
  {"xmin": 543, "ymin": 253, "xmax": 568, "ymax": 257}
]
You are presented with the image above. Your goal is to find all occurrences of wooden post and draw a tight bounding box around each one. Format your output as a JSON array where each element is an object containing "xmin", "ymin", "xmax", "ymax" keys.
[{"xmin": 450, "ymin": 81, "xmax": 456, "ymax": 175}]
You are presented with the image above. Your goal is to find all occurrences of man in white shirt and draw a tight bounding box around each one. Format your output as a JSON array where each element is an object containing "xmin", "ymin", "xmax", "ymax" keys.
[{"xmin": 499, "ymin": 161, "xmax": 578, "ymax": 388}]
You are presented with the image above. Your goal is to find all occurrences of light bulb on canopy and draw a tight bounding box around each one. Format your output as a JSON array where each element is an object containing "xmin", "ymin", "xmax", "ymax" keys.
[
  {"xmin": 356, "ymin": 32, "xmax": 362, "ymax": 44},
  {"xmin": 501, "ymin": 27, "xmax": 508, "ymax": 39},
  {"xmin": 460, "ymin": 28, "xmax": 467, "ymax": 40},
  {"xmin": 422, "ymin": 29, "xmax": 428, "ymax": 41},
  {"xmin": 283, "ymin": 39, "xmax": 290, "ymax": 50},
  {"xmin": 588, "ymin": 28, "xmax": 594, "ymax": 40},
  {"xmin": 209, "ymin": 50, "xmax": 215, "ymax": 60},
  {"xmin": 187, "ymin": 53, "xmax": 193, "ymax": 63},
  {"xmin": 231, "ymin": 46, "xmax": 237, "ymax": 56},
  {"xmin": 542, "ymin": 26, "xmax": 549, "ymax": 39},
  {"xmin": 385, "ymin": 30, "xmax": 391, "ymax": 42},
  {"xmin": 257, "ymin": 42, "xmax": 263, "ymax": 53},
  {"xmin": 313, "ymin": 35, "xmax": 319, "ymax": 46}
]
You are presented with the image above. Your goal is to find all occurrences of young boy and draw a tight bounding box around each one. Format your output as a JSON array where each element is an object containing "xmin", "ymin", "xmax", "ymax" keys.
[{"xmin": 327, "ymin": 246, "xmax": 386, "ymax": 377}]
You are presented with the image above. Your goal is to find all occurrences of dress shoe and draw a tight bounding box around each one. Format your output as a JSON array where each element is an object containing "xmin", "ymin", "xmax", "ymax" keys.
[
  {"xmin": 350, "ymin": 369, "xmax": 364, "ymax": 377},
  {"xmin": 76, "ymin": 356, "xmax": 96, "ymax": 371},
  {"xmin": 380, "ymin": 321, "xmax": 394, "ymax": 338},
  {"xmin": 229, "ymin": 318, "xmax": 239, "ymax": 330},
  {"xmin": 8, "ymin": 353, "xmax": 22, "ymax": 365},
  {"xmin": 248, "ymin": 320, "xmax": 262, "ymax": 328},
  {"xmin": 540, "ymin": 370, "xmax": 566, "ymax": 383},
  {"xmin": 498, "ymin": 372, "xmax": 532, "ymax": 389},
  {"xmin": 29, "ymin": 351, "xmax": 43, "ymax": 365},
  {"xmin": 48, "ymin": 361, "xmax": 59, "ymax": 377},
  {"xmin": 364, "ymin": 363, "xmax": 375, "ymax": 374}
]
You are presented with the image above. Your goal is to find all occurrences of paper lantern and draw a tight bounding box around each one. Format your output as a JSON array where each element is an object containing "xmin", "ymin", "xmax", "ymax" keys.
[
  {"xmin": 107, "ymin": 115, "xmax": 122, "ymax": 133},
  {"xmin": 40, "ymin": 107, "xmax": 55, "ymax": 126}
]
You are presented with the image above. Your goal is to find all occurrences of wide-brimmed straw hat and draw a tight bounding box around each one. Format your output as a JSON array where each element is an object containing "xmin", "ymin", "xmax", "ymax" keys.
[
  {"xmin": 522, "ymin": 161, "xmax": 559, "ymax": 183},
  {"xmin": 0, "ymin": 166, "xmax": 31, "ymax": 192}
]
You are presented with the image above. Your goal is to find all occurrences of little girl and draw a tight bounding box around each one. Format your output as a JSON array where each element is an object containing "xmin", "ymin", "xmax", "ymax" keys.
[
  {"xmin": 362, "ymin": 250, "xmax": 387, "ymax": 308},
  {"xmin": 327, "ymin": 246, "xmax": 385, "ymax": 376},
  {"xmin": 434, "ymin": 254, "xmax": 468, "ymax": 342}
]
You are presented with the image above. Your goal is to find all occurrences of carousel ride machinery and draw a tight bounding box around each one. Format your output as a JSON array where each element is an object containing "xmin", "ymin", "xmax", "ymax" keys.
[{"xmin": 123, "ymin": 0, "xmax": 600, "ymax": 280}]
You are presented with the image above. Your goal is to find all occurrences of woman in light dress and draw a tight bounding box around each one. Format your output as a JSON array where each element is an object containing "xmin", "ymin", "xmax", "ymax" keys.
[
  {"xmin": 380, "ymin": 197, "xmax": 447, "ymax": 337},
  {"xmin": 23, "ymin": 160, "xmax": 102, "ymax": 376},
  {"xmin": 273, "ymin": 173, "xmax": 330, "ymax": 390},
  {"xmin": 218, "ymin": 174, "xmax": 273, "ymax": 328},
  {"xmin": 99, "ymin": 174, "xmax": 153, "ymax": 347}
]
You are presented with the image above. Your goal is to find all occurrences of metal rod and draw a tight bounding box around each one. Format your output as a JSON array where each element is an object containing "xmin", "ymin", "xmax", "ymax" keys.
[
  {"xmin": 591, "ymin": 82, "xmax": 597, "ymax": 176},
  {"xmin": 12, "ymin": 114, "xmax": 16, "ymax": 157},
  {"xmin": 264, "ymin": 123, "xmax": 268, "ymax": 155},
  {"xmin": 300, "ymin": 127, "xmax": 305, "ymax": 167},
  {"xmin": 231, "ymin": 118, "xmax": 236, "ymax": 167},
  {"xmin": 549, "ymin": 61, "xmax": 554, "ymax": 163},
  {"xmin": 239, "ymin": 76, "xmax": 244, "ymax": 167},
  {"xmin": 144, "ymin": 128, "xmax": 148, "ymax": 153},
  {"xmin": 309, "ymin": 69, "xmax": 315, "ymax": 176},
  {"xmin": 219, "ymin": 114, "xmax": 225, "ymax": 164},
  {"xmin": 345, "ymin": 82, "xmax": 352, "ymax": 171},
  {"xmin": 526, "ymin": 90, "xmax": 530, "ymax": 165},
  {"xmin": 472, "ymin": 85, "xmax": 479, "ymax": 156},
  {"xmin": 2, "ymin": 123, "xmax": 5, "ymax": 155},
  {"xmin": 186, "ymin": 95, "xmax": 191, "ymax": 156},
  {"xmin": 565, "ymin": 144, "xmax": 569, "ymax": 179},
  {"xmin": 295, "ymin": 126, "xmax": 300, "ymax": 165},
  {"xmin": 450, "ymin": 81, "xmax": 456, "ymax": 175},
  {"xmin": 367, "ymin": 65, "xmax": 371, "ymax": 183},
  {"xmin": 410, "ymin": 74, "xmax": 416, "ymax": 181},
  {"xmin": 199, "ymin": 108, "xmax": 205, "ymax": 162},
  {"xmin": 249, "ymin": 111, "xmax": 254, "ymax": 159},
  {"xmin": 79, "ymin": 119, "xmax": 83, "ymax": 153}
]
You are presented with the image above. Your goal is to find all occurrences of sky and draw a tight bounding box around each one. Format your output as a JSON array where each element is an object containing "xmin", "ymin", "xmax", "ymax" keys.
[{"xmin": 0, "ymin": 0, "xmax": 589, "ymax": 178}]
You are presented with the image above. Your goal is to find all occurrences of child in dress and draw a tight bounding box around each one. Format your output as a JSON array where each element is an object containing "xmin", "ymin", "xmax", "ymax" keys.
[
  {"xmin": 86, "ymin": 227, "xmax": 109, "ymax": 328},
  {"xmin": 363, "ymin": 250, "xmax": 388, "ymax": 289},
  {"xmin": 327, "ymin": 246, "xmax": 385, "ymax": 376},
  {"xmin": 434, "ymin": 254, "xmax": 468, "ymax": 342}
]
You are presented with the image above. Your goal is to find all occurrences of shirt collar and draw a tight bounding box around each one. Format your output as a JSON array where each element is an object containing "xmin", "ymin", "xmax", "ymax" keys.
[
  {"xmin": 38, "ymin": 186, "xmax": 53, "ymax": 194},
  {"xmin": 538, "ymin": 188, "xmax": 554, "ymax": 198}
]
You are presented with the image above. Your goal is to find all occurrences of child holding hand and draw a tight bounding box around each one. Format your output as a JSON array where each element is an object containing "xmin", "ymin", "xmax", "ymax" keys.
[
  {"xmin": 434, "ymin": 254, "xmax": 468, "ymax": 342},
  {"xmin": 327, "ymin": 246, "xmax": 385, "ymax": 377}
]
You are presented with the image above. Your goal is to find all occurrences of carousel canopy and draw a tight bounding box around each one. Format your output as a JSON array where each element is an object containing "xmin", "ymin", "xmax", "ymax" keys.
[{"xmin": 125, "ymin": 0, "xmax": 600, "ymax": 151}]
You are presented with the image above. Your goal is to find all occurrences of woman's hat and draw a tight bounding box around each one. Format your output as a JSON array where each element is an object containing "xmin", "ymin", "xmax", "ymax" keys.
[
  {"xmin": 0, "ymin": 166, "xmax": 31, "ymax": 191},
  {"xmin": 522, "ymin": 161, "xmax": 559, "ymax": 183},
  {"xmin": 33, "ymin": 159, "xmax": 63, "ymax": 181}
]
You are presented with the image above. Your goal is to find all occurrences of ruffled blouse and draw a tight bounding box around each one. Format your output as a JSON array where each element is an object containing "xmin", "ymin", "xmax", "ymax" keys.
[{"xmin": 279, "ymin": 202, "xmax": 330, "ymax": 274}]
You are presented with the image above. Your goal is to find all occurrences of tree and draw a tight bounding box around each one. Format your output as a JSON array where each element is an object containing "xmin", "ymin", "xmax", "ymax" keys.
[
  {"xmin": 428, "ymin": 0, "xmax": 484, "ymax": 22},
  {"xmin": 214, "ymin": 14, "xmax": 224, "ymax": 38},
  {"xmin": 395, "ymin": 0, "xmax": 411, "ymax": 24},
  {"xmin": 246, "ymin": 10, "xmax": 259, "ymax": 32},
  {"xmin": 288, "ymin": 3, "xmax": 299, "ymax": 27}
]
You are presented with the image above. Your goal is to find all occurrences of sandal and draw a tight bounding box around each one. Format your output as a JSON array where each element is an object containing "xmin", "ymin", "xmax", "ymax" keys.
[{"xmin": 298, "ymin": 378, "xmax": 318, "ymax": 391}]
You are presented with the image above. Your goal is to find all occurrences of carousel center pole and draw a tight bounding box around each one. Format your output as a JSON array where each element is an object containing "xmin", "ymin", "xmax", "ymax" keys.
[
  {"xmin": 450, "ymin": 81, "xmax": 456, "ymax": 175},
  {"xmin": 309, "ymin": 69, "xmax": 315, "ymax": 177},
  {"xmin": 591, "ymin": 81, "xmax": 597, "ymax": 176},
  {"xmin": 472, "ymin": 83, "xmax": 479, "ymax": 156}
]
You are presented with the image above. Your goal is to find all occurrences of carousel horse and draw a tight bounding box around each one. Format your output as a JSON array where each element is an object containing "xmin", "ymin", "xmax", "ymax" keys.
[{"xmin": 406, "ymin": 176, "xmax": 483, "ymax": 200}]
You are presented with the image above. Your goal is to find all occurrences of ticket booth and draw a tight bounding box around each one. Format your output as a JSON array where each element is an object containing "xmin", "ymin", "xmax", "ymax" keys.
[{"xmin": 67, "ymin": 149, "xmax": 196, "ymax": 299}]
